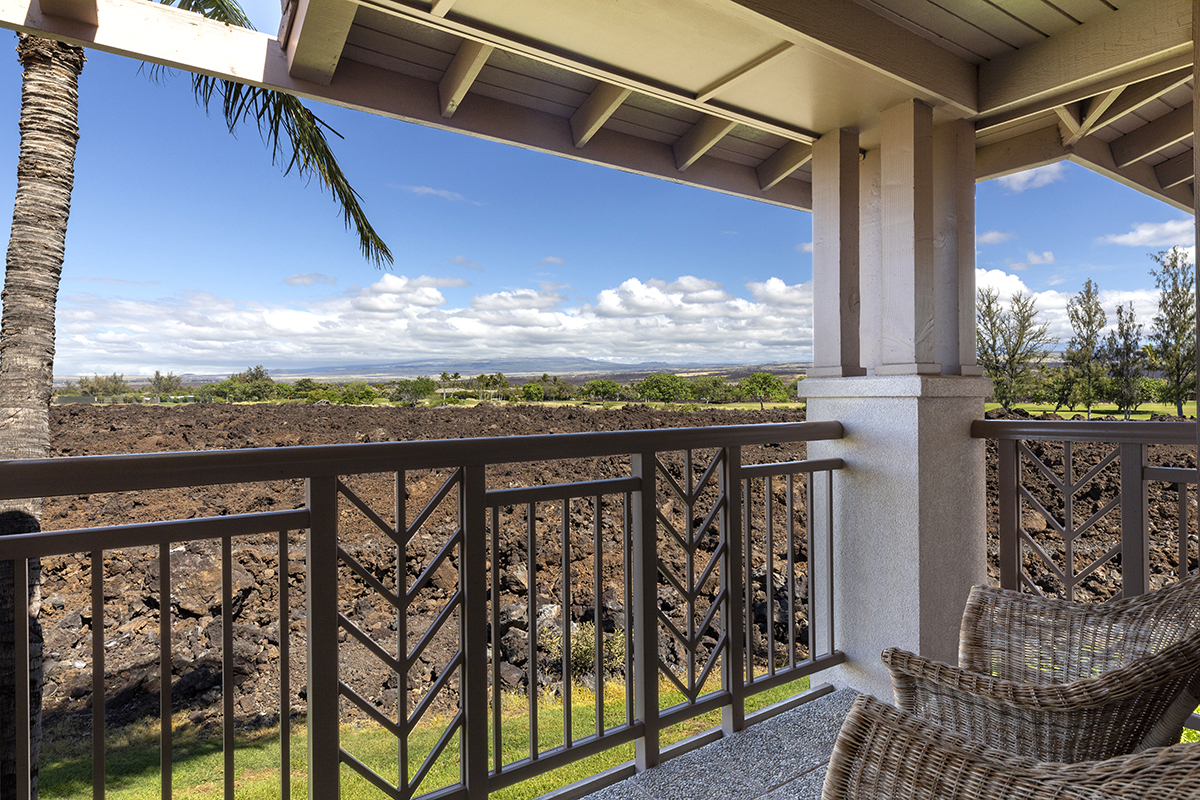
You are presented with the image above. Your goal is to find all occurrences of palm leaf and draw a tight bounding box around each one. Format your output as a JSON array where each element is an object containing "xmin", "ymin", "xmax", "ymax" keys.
[{"xmin": 159, "ymin": 0, "xmax": 393, "ymax": 266}]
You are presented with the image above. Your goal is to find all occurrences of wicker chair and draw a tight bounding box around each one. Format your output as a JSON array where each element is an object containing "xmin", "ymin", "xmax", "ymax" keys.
[
  {"xmin": 882, "ymin": 576, "xmax": 1200, "ymax": 762},
  {"xmin": 822, "ymin": 694, "xmax": 1200, "ymax": 800}
]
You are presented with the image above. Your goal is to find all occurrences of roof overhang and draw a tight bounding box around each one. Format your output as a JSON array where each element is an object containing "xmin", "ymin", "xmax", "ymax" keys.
[{"xmin": 0, "ymin": 0, "xmax": 1193, "ymax": 213}]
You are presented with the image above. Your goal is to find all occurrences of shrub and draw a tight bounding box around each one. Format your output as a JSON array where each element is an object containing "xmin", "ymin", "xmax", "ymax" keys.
[{"xmin": 540, "ymin": 622, "xmax": 626, "ymax": 680}]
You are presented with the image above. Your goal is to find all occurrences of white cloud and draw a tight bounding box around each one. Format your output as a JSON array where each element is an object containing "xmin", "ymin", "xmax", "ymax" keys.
[
  {"xmin": 54, "ymin": 273, "xmax": 816, "ymax": 375},
  {"xmin": 1006, "ymin": 250, "xmax": 1054, "ymax": 271},
  {"xmin": 533, "ymin": 256, "xmax": 564, "ymax": 268},
  {"xmin": 447, "ymin": 255, "xmax": 484, "ymax": 272},
  {"xmin": 796, "ymin": 242, "xmax": 814, "ymax": 253},
  {"xmin": 977, "ymin": 230, "xmax": 1014, "ymax": 245},
  {"xmin": 285, "ymin": 273, "xmax": 336, "ymax": 286},
  {"xmin": 399, "ymin": 185, "xmax": 483, "ymax": 205},
  {"xmin": 1100, "ymin": 219, "xmax": 1193, "ymax": 248},
  {"xmin": 996, "ymin": 163, "xmax": 1066, "ymax": 193},
  {"xmin": 976, "ymin": 267, "xmax": 1157, "ymax": 345}
]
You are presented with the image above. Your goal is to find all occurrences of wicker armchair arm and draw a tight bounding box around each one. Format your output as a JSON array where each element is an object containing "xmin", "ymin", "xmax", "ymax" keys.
[
  {"xmin": 822, "ymin": 695, "xmax": 1117, "ymax": 800},
  {"xmin": 883, "ymin": 646, "xmax": 1200, "ymax": 762}
]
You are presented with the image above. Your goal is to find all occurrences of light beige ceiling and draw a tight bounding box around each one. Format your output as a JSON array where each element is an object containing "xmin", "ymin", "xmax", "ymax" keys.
[{"xmin": 0, "ymin": 0, "xmax": 1193, "ymax": 212}]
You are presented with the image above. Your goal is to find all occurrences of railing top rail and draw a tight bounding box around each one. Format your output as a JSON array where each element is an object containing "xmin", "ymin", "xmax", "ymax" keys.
[
  {"xmin": 971, "ymin": 419, "xmax": 1196, "ymax": 445},
  {"xmin": 0, "ymin": 420, "xmax": 843, "ymax": 501}
]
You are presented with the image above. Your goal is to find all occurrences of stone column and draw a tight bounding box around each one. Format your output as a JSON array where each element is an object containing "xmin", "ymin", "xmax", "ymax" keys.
[{"xmin": 803, "ymin": 98, "xmax": 989, "ymax": 698}]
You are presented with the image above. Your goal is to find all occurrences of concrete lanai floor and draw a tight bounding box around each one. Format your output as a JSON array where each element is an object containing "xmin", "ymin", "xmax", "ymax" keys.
[{"xmin": 580, "ymin": 689, "xmax": 859, "ymax": 800}]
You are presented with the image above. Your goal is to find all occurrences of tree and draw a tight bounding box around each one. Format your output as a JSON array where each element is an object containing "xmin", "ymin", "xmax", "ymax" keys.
[
  {"xmin": 737, "ymin": 372, "xmax": 786, "ymax": 410},
  {"xmin": 582, "ymin": 379, "xmax": 622, "ymax": 401},
  {"xmin": 1033, "ymin": 366, "xmax": 1076, "ymax": 413},
  {"xmin": 689, "ymin": 374, "xmax": 736, "ymax": 404},
  {"xmin": 2, "ymin": 11, "xmax": 393, "ymax": 795},
  {"xmin": 77, "ymin": 373, "xmax": 129, "ymax": 397},
  {"xmin": 521, "ymin": 382, "xmax": 544, "ymax": 402},
  {"xmin": 230, "ymin": 364, "xmax": 273, "ymax": 384},
  {"xmin": 390, "ymin": 376, "xmax": 436, "ymax": 405},
  {"xmin": 636, "ymin": 373, "xmax": 691, "ymax": 402},
  {"xmin": 148, "ymin": 370, "xmax": 183, "ymax": 397},
  {"xmin": 976, "ymin": 287, "xmax": 1057, "ymax": 410},
  {"xmin": 1148, "ymin": 247, "xmax": 1196, "ymax": 417},
  {"xmin": 1065, "ymin": 279, "xmax": 1106, "ymax": 419},
  {"xmin": 1102, "ymin": 303, "xmax": 1146, "ymax": 419}
]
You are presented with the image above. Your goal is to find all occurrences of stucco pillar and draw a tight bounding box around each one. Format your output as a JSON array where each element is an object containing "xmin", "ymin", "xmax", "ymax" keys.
[
  {"xmin": 803, "ymin": 376, "xmax": 990, "ymax": 699},
  {"xmin": 802, "ymin": 100, "xmax": 988, "ymax": 698}
]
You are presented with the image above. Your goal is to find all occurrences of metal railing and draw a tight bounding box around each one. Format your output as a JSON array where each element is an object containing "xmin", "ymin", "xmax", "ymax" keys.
[
  {"xmin": 972, "ymin": 419, "xmax": 1196, "ymax": 600},
  {"xmin": 0, "ymin": 420, "xmax": 844, "ymax": 800}
]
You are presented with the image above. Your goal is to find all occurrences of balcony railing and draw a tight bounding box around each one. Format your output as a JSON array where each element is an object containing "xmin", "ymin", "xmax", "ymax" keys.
[{"xmin": 0, "ymin": 420, "xmax": 844, "ymax": 800}]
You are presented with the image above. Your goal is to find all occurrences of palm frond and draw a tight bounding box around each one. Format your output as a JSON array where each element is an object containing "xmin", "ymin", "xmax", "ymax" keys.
[{"xmin": 159, "ymin": 0, "xmax": 393, "ymax": 266}]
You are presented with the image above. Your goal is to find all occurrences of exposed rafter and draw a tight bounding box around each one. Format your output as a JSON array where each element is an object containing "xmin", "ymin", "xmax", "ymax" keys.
[
  {"xmin": 713, "ymin": 0, "xmax": 976, "ymax": 114},
  {"xmin": 570, "ymin": 82, "xmax": 631, "ymax": 149},
  {"xmin": 438, "ymin": 39, "xmax": 492, "ymax": 119},
  {"xmin": 978, "ymin": 0, "xmax": 1190, "ymax": 116},
  {"xmin": 756, "ymin": 140, "xmax": 812, "ymax": 190},
  {"xmin": 1109, "ymin": 102, "xmax": 1192, "ymax": 168},
  {"xmin": 284, "ymin": 0, "xmax": 357, "ymax": 85},
  {"xmin": 1155, "ymin": 151, "xmax": 1192, "ymax": 189},
  {"xmin": 429, "ymin": 0, "xmax": 455, "ymax": 17},
  {"xmin": 1089, "ymin": 67, "xmax": 1193, "ymax": 132},
  {"xmin": 695, "ymin": 41, "xmax": 793, "ymax": 103},
  {"xmin": 38, "ymin": 0, "xmax": 96, "ymax": 25},
  {"xmin": 674, "ymin": 116, "xmax": 736, "ymax": 171}
]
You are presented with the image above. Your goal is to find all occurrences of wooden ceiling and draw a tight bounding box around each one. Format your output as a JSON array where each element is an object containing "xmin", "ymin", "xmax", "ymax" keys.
[{"xmin": 0, "ymin": 0, "xmax": 1193, "ymax": 212}]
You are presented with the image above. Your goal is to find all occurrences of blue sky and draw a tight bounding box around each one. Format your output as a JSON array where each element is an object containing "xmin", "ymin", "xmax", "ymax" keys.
[{"xmin": 0, "ymin": 5, "xmax": 1192, "ymax": 377}]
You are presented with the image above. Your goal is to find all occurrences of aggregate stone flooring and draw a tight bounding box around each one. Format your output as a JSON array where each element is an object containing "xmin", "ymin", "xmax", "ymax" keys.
[{"xmin": 578, "ymin": 688, "xmax": 859, "ymax": 800}]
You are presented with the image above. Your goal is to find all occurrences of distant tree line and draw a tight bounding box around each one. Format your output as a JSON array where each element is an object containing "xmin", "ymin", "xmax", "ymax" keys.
[
  {"xmin": 977, "ymin": 247, "xmax": 1196, "ymax": 419},
  {"xmin": 56, "ymin": 366, "xmax": 799, "ymax": 409}
]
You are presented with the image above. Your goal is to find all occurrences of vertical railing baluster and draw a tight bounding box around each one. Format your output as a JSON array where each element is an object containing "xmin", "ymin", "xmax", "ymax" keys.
[
  {"xmin": 91, "ymin": 550, "xmax": 105, "ymax": 800},
  {"xmin": 806, "ymin": 474, "xmax": 816, "ymax": 661},
  {"xmin": 1120, "ymin": 442, "xmax": 1149, "ymax": 598},
  {"xmin": 785, "ymin": 473, "xmax": 795, "ymax": 669},
  {"xmin": 825, "ymin": 469, "xmax": 834, "ymax": 656},
  {"xmin": 159, "ymin": 542, "xmax": 171, "ymax": 800},
  {"xmin": 1179, "ymin": 483, "xmax": 1189, "ymax": 581},
  {"xmin": 561, "ymin": 498, "xmax": 572, "ymax": 748},
  {"xmin": 742, "ymin": 477, "xmax": 752, "ymax": 683},
  {"xmin": 16, "ymin": 555, "xmax": 30, "ymax": 800},
  {"xmin": 765, "ymin": 474, "xmax": 774, "ymax": 678},
  {"xmin": 1065, "ymin": 442, "xmax": 1076, "ymax": 598},
  {"xmin": 396, "ymin": 472, "xmax": 407, "ymax": 791},
  {"xmin": 490, "ymin": 504, "xmax": 501, "ymax": 777},
  {"xmin": 223, "ymin": 534, "xmax": 234, "ymax": 800},
  {"xmin": 722, "ymin": 446, "xmax": 745, "ymax": 735},
  {"xmin": 526, "ymin": 503, "xmax": 537, "ymax": 761},
  {"xmin": 593, "ymin": 495, "xmax": 603, "ymax": 739},
  {"xmin": 460, "ymin": 465, "xmax": 489, "ymax": 800},
  {"xmin": 631, "ymin": 452, "xmax": 659, "ymax": 771},
  {"xmin": 623, "ymin": 493, "xmax": 633, "ymax": 727},
  {"xmin": 997, "ymin": 439, "xmax": 1020, "ymax": 591},
  {"xmin": 306, "ymin": 476, "xmax": 340, "ymax": 799},
  {"xmin": 279, "ymin": 530, "xmax": 290, "ymax": 800},
  {"xmin": 684, "ymin": 451, "xmax": 695, "ymax": 698}
]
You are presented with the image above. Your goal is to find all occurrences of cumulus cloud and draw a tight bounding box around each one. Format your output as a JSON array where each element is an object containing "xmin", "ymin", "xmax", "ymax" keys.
[
  {"xmin": 996, "ymin": 163, "xmax": 1066, "ymax": 193},
  {"xmin": 399, "ymin": 185, "xmax": 483, "ymax": 205},
  {"xmin": 1100, "ymin": 219, "xmax": 1193, "ymax": 247},
  {"xmin": 976, "ymin": 267, "xmax": 1157, "ymax": 345},
  {"xmin": 977, "ymin": 230, "xmax": 1014, "ymax": 245},
  {"xmin": 1006, "ymin": 251, "xmax": 1054, "ymax": 271},
  {"xmin": 796, "ymin": 242, "xmax": 814, "ymax": 253},
  {"xmin": 54, "ymin": 273, "xmax": 816, "ymax": 375},
  {"xmin": 285, "ymin": 273, "xmax": 336, "ymax": 286}
]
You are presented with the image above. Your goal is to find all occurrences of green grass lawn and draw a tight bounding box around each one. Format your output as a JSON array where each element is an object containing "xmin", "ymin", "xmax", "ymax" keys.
[
  {"xmin": 40, "ymin": 675, "xmax": 809, "ymax": 799},
  {"xmin": 986, "ymin": 400, "xmax": 1196, "ymax": 420}
]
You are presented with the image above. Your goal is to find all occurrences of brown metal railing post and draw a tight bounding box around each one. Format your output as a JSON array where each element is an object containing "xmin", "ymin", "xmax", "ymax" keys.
[
  {"xmin": 997, "ymin": 439, "xmax": 1020, "ymax": 590},
  {"xmin": 306, "ymin": 476, "xmax": 340, "ymax": 799},
  {"xmin": 1120, "ymin": 442, "xmax": 1149, "ymax": 598},
  {"xmin": 722, "ymin": 446, "xmax": 745, "ymax": 735},
  {"xmin": 631, "ymin": 453, "xmax": 660, "ymax": 771},
  {"xmin": 460, "ymin": 465, "xmax": 490, "ymax": 799}
]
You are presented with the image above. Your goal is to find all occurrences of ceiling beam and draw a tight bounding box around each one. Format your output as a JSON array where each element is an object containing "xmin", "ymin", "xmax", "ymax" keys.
[
  {"xmin": 674, "ymin": 116, "xmax": 737, "ymax": 171},
  {"xmin": 1053, "ymin": 104, "xmax": 1082, "ymax": 141},
  {"xmin": 284, "ymin": 0, "xmax": 357, "ymax": 85},
  {"xmin": 756, "ymin": 140, "xmax": 812, "ymax": 190},
  {"xmin": 37, "ymin": 0, "xmax": 96, "ymax": 25},
  {"xmin": 570, "ymin": 82, "xmax": 631, "ymax": 149},
  {"xmin": 1109, "ymin": 102, "xmax": 1192, "ymax": 167},
  {"xmin": 696, "ymin": 41, "xmax": 793, "ymax": 103},
  {"xmin": 438, "ymin": 39, "xmax": 492, "ymax": 119},
  {"xmin": 975, "ymin": 125, "xmax": 1067, "ymax": 183},
  {"xmin": 429, "ymin": 0, "xmax": 454, "ymax": 17},
  {"xmin": 0, "ymin": 0, "xmax": 813, "ymax": 211},
  {"xmin": 1089, "ymin": 67, "xmax": 1193, "ymax": 132},
  {"xmin": 978, "ymin": 0, "xmax": 1190, "ymax": 116},
  {"xmin": 712, "ymin": 0, "xmax": 976, "ymax": 114},
  {"xmin": 1071, "ymin": 132, "xmax": 1193, "ymax": 213},
  {"xmin": 1154, "ymin": 150, "xmax": 1193, "ymax": 189}
]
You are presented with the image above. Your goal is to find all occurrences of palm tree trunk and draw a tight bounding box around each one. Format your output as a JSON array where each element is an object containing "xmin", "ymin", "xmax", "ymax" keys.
[{"xmin": 0, "ymin": 35, "xmax": 84, "ymax": 799}]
